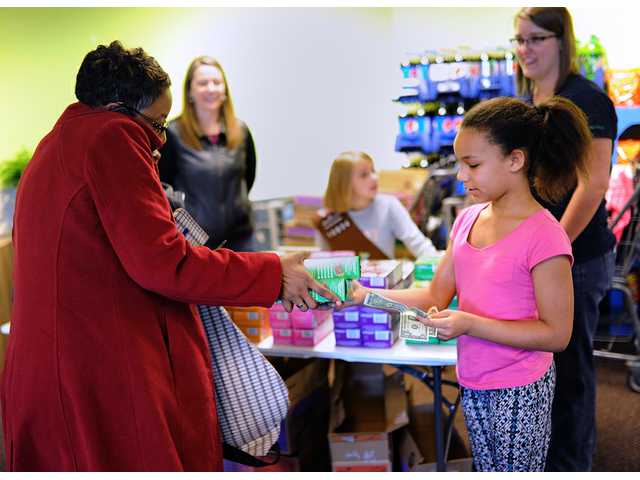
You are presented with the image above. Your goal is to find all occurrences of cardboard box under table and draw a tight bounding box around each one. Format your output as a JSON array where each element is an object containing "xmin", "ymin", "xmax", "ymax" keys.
[{"xmin": 328, "ymin": 363, "xmax": 409, "ymax": 472}]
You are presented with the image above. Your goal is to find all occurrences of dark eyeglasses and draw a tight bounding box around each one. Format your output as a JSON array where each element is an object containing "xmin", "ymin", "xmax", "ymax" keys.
[
  {"xmin": 509, "ymin": 34, "xmax": 558, "ymax": 48},
  {"xmin": 125, "ymin": 106, "xmax": 169, "ymax": 135}
]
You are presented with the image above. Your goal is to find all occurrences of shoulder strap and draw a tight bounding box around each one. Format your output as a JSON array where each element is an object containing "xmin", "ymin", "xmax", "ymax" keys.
[{"xmin": 314, "ymin": 211, "xmax": 389, "ymax": 260}]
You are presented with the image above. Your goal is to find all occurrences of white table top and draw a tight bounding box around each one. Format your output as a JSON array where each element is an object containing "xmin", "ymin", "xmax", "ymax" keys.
[{"xmin": 258, "ymin": 333, "xmax": 457, "ymax": 367}]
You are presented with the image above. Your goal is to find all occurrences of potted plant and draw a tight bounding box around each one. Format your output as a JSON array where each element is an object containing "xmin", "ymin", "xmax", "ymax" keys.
[{"xmin": 0, "ymin": 148, "xmax": 31, "ymax": 237}]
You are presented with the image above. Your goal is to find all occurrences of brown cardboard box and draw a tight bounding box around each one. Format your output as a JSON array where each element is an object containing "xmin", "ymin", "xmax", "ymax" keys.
[
  {"xmin": 398, "ymin": 397, "xmax": 471, "ymax": 472},
  {"xmin": 378, "ymin": 169, "xmax": 429, "ymax": 210},
  {"xmin": 0, "ymin": 236, "xmax": 13, "ymax": 371},
  {"xmin": 328, "ymin": 363, "xmax": 409, "ymax": 471},
  {"xmin": 378, "ymin": 169, "xmax": 429, "ymax": 197}
]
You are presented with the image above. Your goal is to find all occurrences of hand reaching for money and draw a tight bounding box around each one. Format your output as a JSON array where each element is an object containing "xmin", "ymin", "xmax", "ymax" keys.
[{"xmin": 418, "ymin": 309, "xmax": 472, "ymax": 341}]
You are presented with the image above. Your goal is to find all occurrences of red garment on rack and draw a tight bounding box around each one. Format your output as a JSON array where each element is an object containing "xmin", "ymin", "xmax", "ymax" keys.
[
  {"xmin": 605, "ymin": 165, "xmax": 634, "ymax": 242},
  {"xmin": 1, "ymin": 103, "xmax": 282, "ymax": 471}
]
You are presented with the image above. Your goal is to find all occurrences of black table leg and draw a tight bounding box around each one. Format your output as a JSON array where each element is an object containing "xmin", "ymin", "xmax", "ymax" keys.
[{"xmin": 433, "ymin": 366, "xmax": 445, "ymax": 471}]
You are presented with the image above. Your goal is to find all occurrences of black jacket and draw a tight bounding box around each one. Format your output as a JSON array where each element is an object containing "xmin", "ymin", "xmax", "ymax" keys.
[{"xmin": 159, "ymin": 118, "xmax": 256, "ymax": 249}]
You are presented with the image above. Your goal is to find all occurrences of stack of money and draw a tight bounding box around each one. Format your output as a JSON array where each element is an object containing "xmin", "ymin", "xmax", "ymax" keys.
[
  {"xmin": 362, "ymin": 291, "xmax": 442, "ymax": 345},
  {"xmin": 304, "ymin": 256, "xmax": 360, "ymax": 303}
]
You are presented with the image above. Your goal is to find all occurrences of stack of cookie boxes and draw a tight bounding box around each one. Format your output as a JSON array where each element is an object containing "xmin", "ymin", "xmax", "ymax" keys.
[
  {"xmin": 269, "ymin": 304, "xmax": 333, "ymax": 346},
  {"xmin": 333, "ymin": 260, "xmax": 405, "ymax": 349},
  {"xmin": 224, "ymin": 306, "xmax": 272, "ymax": 343}
]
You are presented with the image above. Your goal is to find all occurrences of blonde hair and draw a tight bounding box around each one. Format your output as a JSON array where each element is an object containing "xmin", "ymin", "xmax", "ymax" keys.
[
  {"xmin": 324, "ymin": 151, "xmax": 375, "ymax": 213},
  {"xmin": 176, "ymin": 56, "xmax": 243, "ymax": 150}
]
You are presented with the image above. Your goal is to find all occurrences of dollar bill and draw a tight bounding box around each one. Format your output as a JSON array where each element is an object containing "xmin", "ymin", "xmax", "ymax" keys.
[
  {"xmin": 363, "ymin": 291, "xmax": 438, "ymax": 342},
  {"xmin": 362, "ymin": 291, "xmax": 428, "ymax": 317},
  {"xmin": 399, "ymin": 310, "xmax": 439, "ymax": 343}
]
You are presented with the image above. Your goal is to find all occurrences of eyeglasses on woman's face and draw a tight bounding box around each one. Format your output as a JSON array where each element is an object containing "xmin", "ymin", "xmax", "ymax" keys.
[
  {"xmin": 509, "ymin": 34, "xmax": 558, "ymax": 49},
  {"xmin": 127, "ymin": 107, "xmax": 169, "ymax": 135}
]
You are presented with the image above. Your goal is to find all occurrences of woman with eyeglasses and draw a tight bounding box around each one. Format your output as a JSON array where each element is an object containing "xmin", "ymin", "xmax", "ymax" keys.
[
  {"xmin": 1, "ymin": 40, "xmax": 337, "ymax": 471},
  {"xmin": 513, "ymin": 7, "xmax": 617, "ymax": 472},
  {"xmin": 158, "ymin": 56, "xmax": 257, "ymax": 252}
]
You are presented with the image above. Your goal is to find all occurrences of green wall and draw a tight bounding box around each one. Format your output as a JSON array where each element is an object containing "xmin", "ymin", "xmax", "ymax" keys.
[{"xmin": 0, "ymin": 7, "xmax": 196, "ymax": 161}]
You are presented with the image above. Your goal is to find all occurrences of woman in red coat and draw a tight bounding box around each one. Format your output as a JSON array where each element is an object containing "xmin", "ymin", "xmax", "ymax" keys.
[{"xmin": 1, "ymin": 41, "xmax": 334, "ymax": 471}]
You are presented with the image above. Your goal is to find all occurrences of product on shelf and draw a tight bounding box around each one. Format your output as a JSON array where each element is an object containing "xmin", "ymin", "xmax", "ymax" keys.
[
  {"xmin": 577, "ymin": 34, "xmax": 607, "ymax": 90},
  {"xmin": 607, "ymin": 69, "xmax": 640, "ymax": 107},
  {"xmin": 395, "ymin": 47, "xmax": 516, "ymax": 156}
]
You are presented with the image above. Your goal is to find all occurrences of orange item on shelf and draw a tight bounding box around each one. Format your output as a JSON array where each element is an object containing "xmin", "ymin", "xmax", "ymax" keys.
[
  {"xmin": 607, "ymin": 69, "xmax": 640, "ymax": 106},
  {"xmin": 616, "ymin": 139, "xmax": 640, "ymax": 165}
]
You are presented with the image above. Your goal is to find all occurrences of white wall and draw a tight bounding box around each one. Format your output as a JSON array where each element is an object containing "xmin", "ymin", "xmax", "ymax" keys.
[{"xmin": 160, "ymin": 8, "xmax": 399, "ymax": 201}]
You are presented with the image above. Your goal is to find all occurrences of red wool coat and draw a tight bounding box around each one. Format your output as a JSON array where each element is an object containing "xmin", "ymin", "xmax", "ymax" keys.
[{"xmin": 1, "ymin": 103, "xmax": 282, "ymax": 471}]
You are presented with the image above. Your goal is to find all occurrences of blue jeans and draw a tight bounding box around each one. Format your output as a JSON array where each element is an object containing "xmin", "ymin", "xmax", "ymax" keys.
[{"xmin": 545, "ymin": 250, "xmax": 615, "ymax": 471}]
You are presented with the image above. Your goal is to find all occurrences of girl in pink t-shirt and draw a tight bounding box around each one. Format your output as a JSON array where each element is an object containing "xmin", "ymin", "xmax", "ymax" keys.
[{"xmin": 350, "ymin": 96, "xmax": 592, "ymax": 471}]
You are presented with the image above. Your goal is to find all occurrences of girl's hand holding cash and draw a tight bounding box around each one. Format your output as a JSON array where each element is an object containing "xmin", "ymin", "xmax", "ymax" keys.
[{"xmin": 420, "ymin": 309, "xmax": 473, "ymax": 341}]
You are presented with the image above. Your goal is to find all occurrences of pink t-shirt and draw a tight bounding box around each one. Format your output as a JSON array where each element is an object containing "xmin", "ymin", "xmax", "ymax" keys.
[{"xmin": 450, "ymin": 202, "xmax": 573, "ymax": 390}]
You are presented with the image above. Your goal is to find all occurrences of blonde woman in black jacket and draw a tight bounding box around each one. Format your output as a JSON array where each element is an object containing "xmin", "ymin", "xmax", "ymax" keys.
[{"xmin": 160, "ymin": 56, "xmax": 257, "ymax": 251}]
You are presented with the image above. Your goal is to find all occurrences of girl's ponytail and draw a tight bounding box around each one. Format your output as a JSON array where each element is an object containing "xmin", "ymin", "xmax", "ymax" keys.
[
  {"xmin": 530, "ymin": 97, "xmax": 591, "ymax": 203},
  {"xmin": 461, "ymin": 96, "xmax": 591, "ymax": 204}
]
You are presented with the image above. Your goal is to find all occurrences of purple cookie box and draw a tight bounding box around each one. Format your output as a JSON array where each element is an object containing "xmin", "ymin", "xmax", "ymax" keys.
[
  {"xmin": 359, "ymin": 308, "xmax": 399, "ymax": 330},
  {"xmin": 292, "ymin": 195, "xmax": 323, "ymax": 206},
  {"xmin": 332, "ymin": 306, "xmax": 360, "ymax": 329},
  {"xmin": 334, "ymin": 328, "xmax": 362, "ymax": 347},
  {"xmin": 361, "ymin": 327, "xmax": 399, "ymax": 348}
]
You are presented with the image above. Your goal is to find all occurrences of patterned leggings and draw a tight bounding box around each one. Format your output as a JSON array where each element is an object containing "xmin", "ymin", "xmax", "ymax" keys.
[{"xmin": 460, "ymin": 363, "xmax": 556, "ymax": 472}]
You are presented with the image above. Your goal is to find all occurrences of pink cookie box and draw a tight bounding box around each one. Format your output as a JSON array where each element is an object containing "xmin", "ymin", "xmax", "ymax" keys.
[
  {"xmin": 292, "ymin": 316, "xmax": 334, "ymax": 347},
  {"xmin": 309, "ymin": 250, "xmax": 356, "ymax": 258},
  {"xmin": 273, "ymin": 327, "xmax": 294, "ymax": 345},
  {"xmin": 291, "ymin": 308, "xmax": 332, "ymax": 329},
  {"xmin": 269, "ymin": 307, "xmax": 293, "ymax": 329},
  {"xmin": 269, "ymin": 303, "xmax": 332, "ymax": 329},
  {"xmin": 332, "ymin": 307, "xmax": 360, "ymax": 330},
  {"xmin": 361, "ymin": 327, "xmax": 399, "ymax": 349},
  {"xmin": 334, "ymin": 328, "xmax": 362, "ymax": 347}
]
